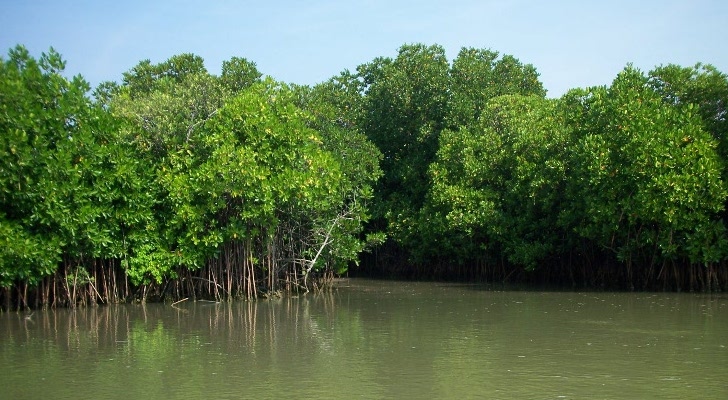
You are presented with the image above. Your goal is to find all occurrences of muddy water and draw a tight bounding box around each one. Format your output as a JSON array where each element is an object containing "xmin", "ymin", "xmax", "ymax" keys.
[{"xmin": 1, "ymin": 279, "xmax": 726, "ymax": 399}]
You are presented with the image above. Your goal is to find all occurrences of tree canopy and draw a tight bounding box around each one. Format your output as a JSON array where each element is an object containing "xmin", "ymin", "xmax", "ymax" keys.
[{"xmin": 2, "ymin": 42, "xmax": 728, "ymax": 310}]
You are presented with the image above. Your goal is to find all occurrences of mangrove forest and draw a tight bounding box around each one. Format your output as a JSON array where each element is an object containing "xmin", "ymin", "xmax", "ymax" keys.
[{"xmin": 2, "ymin": 43, "xmax": 728, "ymax": 310}]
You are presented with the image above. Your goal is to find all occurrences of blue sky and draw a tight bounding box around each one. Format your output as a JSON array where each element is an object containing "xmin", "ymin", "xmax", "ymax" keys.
[{"xmin": 1, "ymin": 0, "xmax": 727, "ymax": 97}]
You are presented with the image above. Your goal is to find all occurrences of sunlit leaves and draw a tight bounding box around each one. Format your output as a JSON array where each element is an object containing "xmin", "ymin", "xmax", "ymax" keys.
[
  {"xmin": 0, "ymin": 45, "xmax": 138, "ymax": 286},
  {"xmin": 221, "ymin": 56, "xmax": 262, "ymax": 93},
  {"xmin": 561, "ymin": 66, "xmax": 727, "ymax": 265},
  {"xmin": 293, "ymin": 79, "xmax": 383, "ymax": 271},
  {"xmin": 448, "ymin": 48, "xmax": 546, "ymax": 128},
  {"xmin": 356, "ymin": 43, "xmax": 550, "ymax": 263},
  {"xmin": 428, "ymin": 95, "xmax": 567, "ymax": 268}
]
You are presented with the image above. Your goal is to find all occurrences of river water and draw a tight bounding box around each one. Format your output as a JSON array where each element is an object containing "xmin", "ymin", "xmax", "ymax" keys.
[{"xmin": 1, "ymin": 279, "xmax": 726, "ymax": 399}]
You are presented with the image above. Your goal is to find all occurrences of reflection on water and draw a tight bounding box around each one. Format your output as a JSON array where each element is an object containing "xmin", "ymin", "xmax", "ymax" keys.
[{"xmin": 1, "ymin": 279, "xmax": 727, "ymax": 399}]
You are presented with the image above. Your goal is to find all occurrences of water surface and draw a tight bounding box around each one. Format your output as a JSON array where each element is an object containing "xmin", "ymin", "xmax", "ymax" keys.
[{"xmin": 2, "ymin": 279, "xmax": 726, "ymax": 399}]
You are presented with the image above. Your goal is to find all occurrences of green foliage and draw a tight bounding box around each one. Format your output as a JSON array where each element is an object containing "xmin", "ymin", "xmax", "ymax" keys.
[
  {"xmin": 560, "ymin": 66, "xmax": 727, "ymax": 265},
  {"xmin": 123, "ymin": 242, "xmax": 179, "ymax": 285},
  {"xmin": 206, "ymin": 80, "xmax": 355, "ymax": 273},
  {"xmin": 4, "ymin": 42, "xmax": 728, "ymax": 297},
  {"xmin": 355, "ymin": 44, "xmax": 453, "ymax": 260},
  {"xmin": 354, "ymin": 43, "xmax": 550, "ymax": 263},
  {"xmin": 113, "ymin": 72, "xmax": 226, "ymax": 157},
  {"xmin": 359, "ymin": 43, "xmax": 450, "ymax": 214},
  {"xmin": 109, "ymin": 55, "xmax": 232, "ymax": 283},
  {"xmin": 292, "ymin": 77, "xmax": 383, "ymax": 271},
  {"xmin": 122, "ymin": 53, "xmax": 207, "ymax": 97},
  {"xmin": 427, "ymin": 95, "xmax": 567, "ymax": 268},
  {"xmin": 0, "ymin": 217, "xmax": 61, "ymax": 287},
  {"xmin": 448, "ymin": 48, "xmax": 546, "ymax": 128},
  {"xmin": 0, "ymin": 47, "xmax": 87, "ymax": 284},
  {"xmin": 221, "ymin": 56, "xmax": 262, "ymax": 93},
  {"xmin": 648, "ymin": 63, "xmax": 728, "ymax": 162},
  {"xmin": 111, "ymin": 51, "xmax": 379, "ymax": 284}
]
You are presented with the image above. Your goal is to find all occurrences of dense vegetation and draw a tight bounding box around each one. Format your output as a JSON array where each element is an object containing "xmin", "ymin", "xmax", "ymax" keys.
[{"xmin": 2, "ymin": 43, "xmax": 727, "ymax": 309}]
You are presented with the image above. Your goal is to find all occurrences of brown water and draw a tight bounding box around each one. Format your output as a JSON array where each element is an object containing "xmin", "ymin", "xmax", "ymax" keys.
[{"xmin": 1, "ymin": 279, "xmax": 727, "ymax": 399}]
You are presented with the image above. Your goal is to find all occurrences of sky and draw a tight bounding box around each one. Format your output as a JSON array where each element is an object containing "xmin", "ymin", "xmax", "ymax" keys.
[{"xmin": 1, "ymin": 0, "xmax": 727, "ymax": 98}]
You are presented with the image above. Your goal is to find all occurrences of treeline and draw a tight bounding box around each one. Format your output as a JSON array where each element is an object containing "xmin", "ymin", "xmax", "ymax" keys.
[
  {"xmin": 1, "ymin": 46, "xmax": 381, "ymax": 309},
  {"xmin": 2, "ymin": 43, "xmax": 727, "ymax": 309},
  {"xmin": 353, "ymin": 44, "xmax": 728, "ymax": 291}
]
